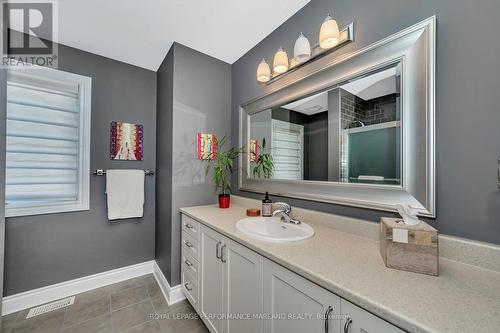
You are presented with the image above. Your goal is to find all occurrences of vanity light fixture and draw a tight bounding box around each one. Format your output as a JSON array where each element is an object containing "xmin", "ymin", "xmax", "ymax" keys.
[
  {"xmin": 255, "ymin": 14, "xmax": 354, "ymax": 85},
  {"xmin": 273, "ymin": 47, "xmax": 289, "ymax": 74},
  {"xmin": 256, "ymin": 59, "xmax": 271, "ymax": 83},
  {"xmin": 319, "ymin": 14, "xmax": 340, "ymax": 49},
  {"xmin": 294, "ymin": 33, "xmax": 311, "ymax": 63}
]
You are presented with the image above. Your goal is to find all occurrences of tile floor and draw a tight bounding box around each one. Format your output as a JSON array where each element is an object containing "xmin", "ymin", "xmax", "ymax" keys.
[{"xmin": 1, "ymin": 274, "xmax": 208, "ymax": 333}]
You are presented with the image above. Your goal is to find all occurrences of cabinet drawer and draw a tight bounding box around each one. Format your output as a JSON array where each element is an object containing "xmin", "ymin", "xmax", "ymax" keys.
[
  {"xmin": 182, "ymin": 215, "xmax": 200, "ymax": 240},
  {"xmin": 182, "ymin": 269, "xmax": 199, "ymax": 311},
  {"xmin": 182, "ymin": 231, "xmax": 199, "ymax": 261},
  {"xmin": 182, "ymin": 249, "xmax": 199, "ymax": 280},
  {"xmin": 341, "ymin": 299, "xmax": 404, "ymax": 333}
]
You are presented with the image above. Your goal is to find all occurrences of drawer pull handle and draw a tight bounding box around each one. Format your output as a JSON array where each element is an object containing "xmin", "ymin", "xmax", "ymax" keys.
[
  {"xmin": 184, "ymin": 259, "xmax": 193, "ymax": 267},
  {"xmin": 185, "ymin": 223, "xmax": 195, "ymax": 230},
  {"xmin": 343, "ymin": 317, "xmax": 352, "ymax": 333},
  {"xmin": 184, "ymin": 283, "xmax": 193, "ymax": 291},
  {"xmin": 497, "ymin": 156, "xmax": 500, "ymax": 188},
  {"xmin": 324, "ymin": 306, "xmax": 333, "ymax": 333},
  {"xmin": 185, "ymin": 241, "xmax": 193, "ymax": 248},
  {"xmin": 216, "ymin": 242, "xmax": 222, "ymax": 259},
  {"xmin": 220, "ymin": 244, "xmax": 227, "ymax": 263}
]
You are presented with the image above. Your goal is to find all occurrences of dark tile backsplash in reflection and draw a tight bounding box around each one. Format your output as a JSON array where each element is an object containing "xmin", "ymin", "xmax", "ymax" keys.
[{"xmin": 341, "ymin": 89, "xmax": 398, "ymax": 128}]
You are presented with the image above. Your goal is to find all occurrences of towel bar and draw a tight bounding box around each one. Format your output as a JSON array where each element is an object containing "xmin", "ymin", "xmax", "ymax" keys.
[{"xmin": 93, "ymin": 169, "xmax": 155, "ymax": 176}]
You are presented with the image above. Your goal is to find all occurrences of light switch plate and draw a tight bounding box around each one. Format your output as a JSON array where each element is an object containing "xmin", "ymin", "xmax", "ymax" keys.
[{"xmin": 393, "ymin": 228, "xmax": 409, "ymax": 243}]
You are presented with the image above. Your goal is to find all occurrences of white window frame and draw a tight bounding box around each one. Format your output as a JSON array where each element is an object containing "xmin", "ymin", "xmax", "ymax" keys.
[
  {"xmin": 5, "ymin": 65, "xmax": 92, "ymax": 217},
  {"xmin": 271, "ymin": 119, "xmax": 304, "ymax": 181}
]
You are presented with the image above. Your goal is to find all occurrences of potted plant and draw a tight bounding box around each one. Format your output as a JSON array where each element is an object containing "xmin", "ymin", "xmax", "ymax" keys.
[
  {"xmin": 204, "ymin": 135, "xmax": 245, "ymax": 208},
  {"xmin": 250, "ymin": 138, "xmax": 274, "ymax": 179},
  {"xmin": 204, "ymin": 136, "xmax": 274, "ymax": 209}
]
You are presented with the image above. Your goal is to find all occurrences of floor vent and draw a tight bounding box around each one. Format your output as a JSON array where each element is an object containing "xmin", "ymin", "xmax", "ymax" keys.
[{"xmin": 26, "ymin": 296, "xmax": 75, "ymax": 318}]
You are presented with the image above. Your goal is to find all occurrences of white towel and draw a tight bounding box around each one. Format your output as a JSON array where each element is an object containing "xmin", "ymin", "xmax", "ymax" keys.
[{"xmin": 106, "ymin": 169, "xmax": 145, "ymax": 220}]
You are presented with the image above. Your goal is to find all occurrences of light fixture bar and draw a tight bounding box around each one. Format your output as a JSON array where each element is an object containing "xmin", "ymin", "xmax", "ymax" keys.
[{"xmin": 261, "ymin": 22, "xmax": 355, "ymax": 85}]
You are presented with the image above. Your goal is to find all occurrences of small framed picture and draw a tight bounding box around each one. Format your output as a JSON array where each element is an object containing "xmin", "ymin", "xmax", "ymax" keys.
[
  {"xmin": 110, "ymin": 121, "xmax": 144, "ymax": 161},
  {"xmin": 196, "ymin": 133, "xmax": 216, "ymax": 160}
]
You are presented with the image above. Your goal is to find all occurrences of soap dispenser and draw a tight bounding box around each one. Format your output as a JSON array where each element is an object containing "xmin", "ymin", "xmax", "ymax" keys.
[{"xmin": 262, "ymin": 192, "xmax": 272, "ymax": 217}]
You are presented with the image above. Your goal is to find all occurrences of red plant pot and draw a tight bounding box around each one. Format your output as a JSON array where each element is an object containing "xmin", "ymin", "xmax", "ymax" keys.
[{"xmin": 219, "ymin": 194, "xmax": 230, "ymax": 209}]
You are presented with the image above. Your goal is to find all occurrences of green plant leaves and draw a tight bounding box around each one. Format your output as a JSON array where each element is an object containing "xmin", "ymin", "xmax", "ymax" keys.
[
  {"xmin": 204, "ymin": 134, "xmax": 245, "ymax": 194},
  {"xmin": 251, "ymin": 137, "xmax": 274, "ymax": 179}
]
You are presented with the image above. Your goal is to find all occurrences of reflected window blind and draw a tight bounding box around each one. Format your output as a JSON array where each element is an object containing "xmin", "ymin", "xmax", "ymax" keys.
[
  {"xmin": 6, "ymin": 72, "xmax": 81, "ymax": 209},
  {"xmin": 271, "ymin": 119, "xmax": 303, "ymax": 180}
]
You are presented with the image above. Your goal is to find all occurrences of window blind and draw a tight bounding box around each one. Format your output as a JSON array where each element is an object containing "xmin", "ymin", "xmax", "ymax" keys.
[
  {"xmin": 271, "ymin": 120, "xmax": 303, "ymax": 180},
  {"xmin": 5, "ymin": 71, "xmax": 82, "ymax": 209}
]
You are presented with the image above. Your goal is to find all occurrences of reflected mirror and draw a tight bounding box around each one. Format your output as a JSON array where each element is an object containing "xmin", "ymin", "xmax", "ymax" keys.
[{"xmin": 249, "ymin": 63, "xmax": 401, "ymax": 186}]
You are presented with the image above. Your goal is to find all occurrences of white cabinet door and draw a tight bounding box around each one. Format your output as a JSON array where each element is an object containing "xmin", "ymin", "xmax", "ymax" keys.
[
  {"xmin": 341, "ymin": 300, "xmax": 404, "ymax": 333},
  {"xmin": 200, "ymin": 225, "xmax": 225, "ymax": 333},
  {"xmin": 222, "ymin": 238, "xmax": 264, "ymax": 333},
  {"xmin": 196, "ymin": 221, "xmax": 403, "ymax": 333},
  {"xmin": 263, "ymin": 259, "xmax": 341, "ymax": 333}
]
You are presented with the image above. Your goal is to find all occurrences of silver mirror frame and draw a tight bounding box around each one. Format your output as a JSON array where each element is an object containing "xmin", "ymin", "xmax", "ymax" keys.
[{"xmin": 239, "ymin": 17, "xmax": 436, "ymax": 217}]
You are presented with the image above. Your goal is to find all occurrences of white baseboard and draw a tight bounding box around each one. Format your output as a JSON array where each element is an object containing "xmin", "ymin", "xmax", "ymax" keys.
[
  {"xmin": 153, "ymin": 262, "xmax": 185, "ymax": 305},
  {"xmin": 2, "ymin": 260, "xmax": 155, "ymax": 316}
]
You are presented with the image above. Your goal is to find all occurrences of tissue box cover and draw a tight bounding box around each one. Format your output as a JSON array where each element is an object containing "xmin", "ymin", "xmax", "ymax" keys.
[{"xmin": 380, "ymin": 217, "xmax": 439, "ymax": 276}]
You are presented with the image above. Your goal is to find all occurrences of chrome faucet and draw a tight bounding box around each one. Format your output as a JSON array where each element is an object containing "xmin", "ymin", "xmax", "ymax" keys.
[{"xmin": 272, "ymin": 202, "xmax": 301, "ymax": 225}]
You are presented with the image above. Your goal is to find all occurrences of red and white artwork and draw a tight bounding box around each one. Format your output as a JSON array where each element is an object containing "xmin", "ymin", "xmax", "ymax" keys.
[{"xmin": 110, "ymin": 121, "xmax": 144, "ymax": 161}]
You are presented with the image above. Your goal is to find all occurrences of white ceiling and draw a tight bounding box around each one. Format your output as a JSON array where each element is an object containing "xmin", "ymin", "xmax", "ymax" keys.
[
  {"xmin": 340, "ymin": 67, "xmax": 398, "ymax": 100},
  {"xmin": 282, "ymin": 67, "xmax": 398, "ymax": 114},
  {"xmin": 54, "ymin": 0, "xmax": 310, "ymax": 71},
  {"xmin": 283, "ymin": 92, "xmax": 328, "ymax": 115}
]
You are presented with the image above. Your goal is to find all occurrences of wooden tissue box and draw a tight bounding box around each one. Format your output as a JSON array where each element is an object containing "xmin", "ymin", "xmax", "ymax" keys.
[{"xmin": 380, "ymin": 217, "xmax": 439, "ymax": 276}]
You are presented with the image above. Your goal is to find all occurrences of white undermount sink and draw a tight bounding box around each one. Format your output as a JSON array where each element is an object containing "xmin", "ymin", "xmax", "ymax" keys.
[{"xmin": 236, "ymin": 217, "xmax": 314, "ymax": 242}]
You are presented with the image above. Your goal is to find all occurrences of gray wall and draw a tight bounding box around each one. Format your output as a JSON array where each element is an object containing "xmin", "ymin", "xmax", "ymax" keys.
[
  {"xmin": 4, "ymin": 43, "xmax": 157, "ymax": 295},
  {"xmin": 328, "ymin": 89, "xmax": 341, "ymax": 181},
  {"xmin": 156, "ymin": 43, "xmax": 231, "ymax": 285},
  {"xmin": 0, "ymin": 68, "xmax": 6, "ymax": 315},
  {"xmin": 156, "ymin": 47, "xmax": 174, "ymax": 282},
  {"xmin": 305, "ymin": 112, "xmax": 328, "ymax": 181},
  {"xmin": 231, "ymin": 0, "xmax": 500, "ymax": 244},
  {"xmin": 249, "ymin": 110, "xmax": 272, "ymax": 157}
]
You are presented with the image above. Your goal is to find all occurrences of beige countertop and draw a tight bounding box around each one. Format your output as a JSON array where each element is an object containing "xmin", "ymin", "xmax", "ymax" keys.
[{"xmin": 180, "ymin": 201, "xmax": 500, "ymax": 333}]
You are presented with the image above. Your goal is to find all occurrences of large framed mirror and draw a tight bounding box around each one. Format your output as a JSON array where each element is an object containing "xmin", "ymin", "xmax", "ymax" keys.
[{"xmin": 239, "ymin": 17, "xmax": 435, "ymax": 217}]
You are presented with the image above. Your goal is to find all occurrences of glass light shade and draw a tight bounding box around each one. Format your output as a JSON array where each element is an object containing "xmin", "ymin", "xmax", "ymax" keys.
[
  {"xmin": 273, "ymin": 47, "xmax": 289, "ymax": 74},
  {"xmin": 256, "ymin": 59, "xmax": 271, "ymax": 83},
  {"xmin": 294, "ymin": 33, "xmax": 311, "ymax": 63},
  {"xmin": 319, "ymin": 14, "xmax": 340, "ymax": 49}
]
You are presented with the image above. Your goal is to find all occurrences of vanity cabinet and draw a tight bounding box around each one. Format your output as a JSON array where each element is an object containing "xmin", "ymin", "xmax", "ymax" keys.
[
  {"xmin": 182, "ymin": 214, "xmax": 405, "ymax": 333},
  {"xmin": 199, "ymin": 224, "xmax": 225, "ymax": 333},
  {"xmin": 181, "ymin": 215, "xmax": 201, "ymax": 311},
  {"xmin": 222, "ymin": 236, "xmax": 264, "ymax": 333},
  {"xmin": 199, "ymin": 223, "xmax": 264, "ymax": 333},
  {"xmin": 340, "ymin": 299, "xmax": 404, "ymax": 333},
  {"xmin": 263, "ymin": 259, "xmax": 341, "ymax": 333}
]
